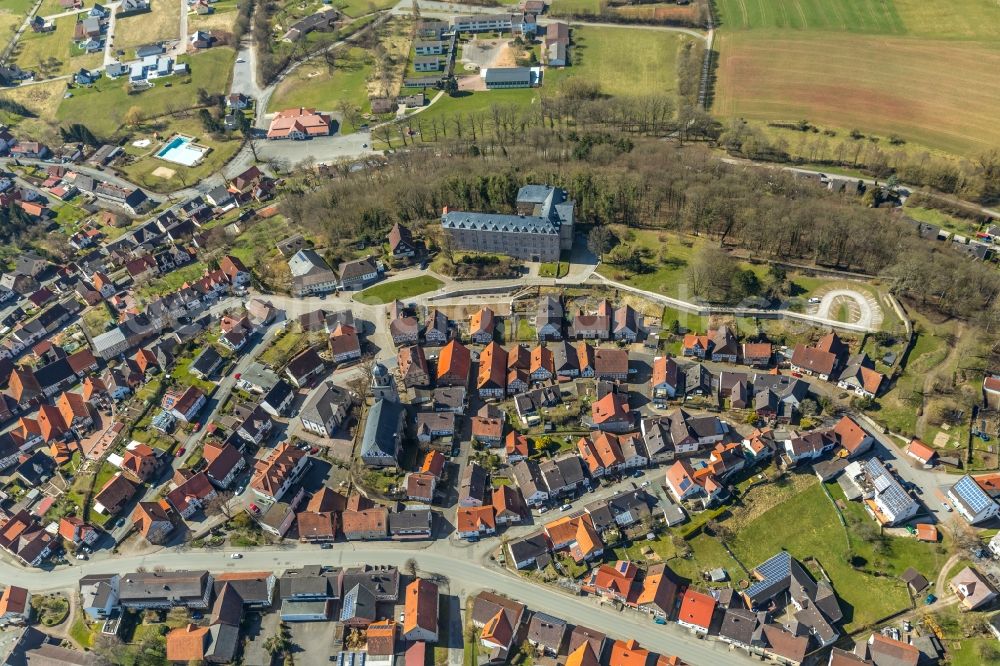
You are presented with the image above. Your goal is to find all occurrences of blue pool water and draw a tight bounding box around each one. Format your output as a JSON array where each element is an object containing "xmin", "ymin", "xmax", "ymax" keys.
[{"xmin": 156, "ymin": 136, "xmax": 188, "ymax": 157}]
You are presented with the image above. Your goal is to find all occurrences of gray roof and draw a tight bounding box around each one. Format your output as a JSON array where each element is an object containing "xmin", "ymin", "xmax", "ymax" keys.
[
  {"xmin": 360, "ymin": 399, "xmax": 403, "ymax": 460},
  {"xmin": 484, "ymin": 67, "xmax": 532, "ymax": 83},
  {"xmin": 118, "ymin": 570, "xmax": 210, "ymax": 605},
  {"xmin": 288, "ymin": 249, "xmax": 333, "ymax": 278},
  {"xmin": 300, "ymin": 382, "xmax": 352, "ymax": 425}
]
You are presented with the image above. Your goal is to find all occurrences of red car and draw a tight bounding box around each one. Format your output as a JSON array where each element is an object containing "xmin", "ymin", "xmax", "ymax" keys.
[
  {"xmin": 175, "ymin": 447, "xmax": 186, "ymax": 457},
  {"xmin": 234, "ymin": 373, "xmax": 241, "ymax": 380},
  {"xmin": 310, "ymin": 447, "xmax": 319, "ymax": 455}
]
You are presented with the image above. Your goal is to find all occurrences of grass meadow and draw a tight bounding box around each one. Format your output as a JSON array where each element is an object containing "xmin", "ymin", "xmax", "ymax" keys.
[
  {"xmin": 545, "ymin": 26, "xmax": 695, "ymax": 98},
  {"xmin": 114, "ymin": 0, "xmax": 183, "ymax": 51}
]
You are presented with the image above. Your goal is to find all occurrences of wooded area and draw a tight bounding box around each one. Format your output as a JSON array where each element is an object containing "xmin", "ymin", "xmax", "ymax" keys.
[{"xmin": 278, "ymin": 138, "xmax": 999, "ymax": 324}]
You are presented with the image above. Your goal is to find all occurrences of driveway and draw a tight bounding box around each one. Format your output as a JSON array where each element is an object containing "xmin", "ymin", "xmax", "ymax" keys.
[{"xmin": 288, "ymin": 620, "xmax": 343, "ymax": 666}]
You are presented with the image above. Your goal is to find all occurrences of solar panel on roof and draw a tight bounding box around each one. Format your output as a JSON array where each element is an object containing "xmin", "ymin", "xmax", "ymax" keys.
[
  {"xmin": 954, "ymin": 476, "xmax": 994, "ymax": 513},
  {"xmin": 874, "ymin": 475, "xmax": 892, "ymax": 493}
]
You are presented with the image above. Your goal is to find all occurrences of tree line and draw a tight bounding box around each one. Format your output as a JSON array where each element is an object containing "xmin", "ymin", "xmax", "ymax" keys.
[{"xmin": 277, "ymin": 137, "xmax": 998, "ymax": 320}]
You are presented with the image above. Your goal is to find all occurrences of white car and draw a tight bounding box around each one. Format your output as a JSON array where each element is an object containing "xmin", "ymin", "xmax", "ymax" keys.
[
  {"xmin": 560, "ymin": 503, "xmax": 572, "ymax": 512},
  {"xmin": 808, "ymin": 297, "xmax": 822, "ymax": 304},
  {"xmin": 230, "ymin": 553, "xmax": 243, "ymax": 559},
  {"xmin": 76, "ymin": 553, "xmax": 87, "ymax": 560}
]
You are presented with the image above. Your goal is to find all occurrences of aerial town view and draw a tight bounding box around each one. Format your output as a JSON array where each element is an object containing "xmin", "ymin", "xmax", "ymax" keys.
[{"xmin": 0, "ymin": 0, "xmax": 999, "ymax": 664}]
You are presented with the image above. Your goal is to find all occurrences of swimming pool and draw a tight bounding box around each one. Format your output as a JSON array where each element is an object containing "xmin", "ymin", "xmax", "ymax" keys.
[{"xmin": 156, "ymin": 134, "xmax": 210, "ymax": 167}]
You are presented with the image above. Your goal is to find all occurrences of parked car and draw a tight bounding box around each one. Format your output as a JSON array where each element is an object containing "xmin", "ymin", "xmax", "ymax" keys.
[
  {"xmin": 230, "ymin": 553, "xmax": 242, "ymax": 559},
  {"xmin": 560, "ymin": 503, "xmax": 572, "ymax": 512},
  {"xmin": 320, "ymin": 543, "xmax": 333, "ymax": 549},
  {"xmin": 808, "ymin": 297, "xmax": 822, "ymax": 304},
  {"xmin": 175, "ymin": 447, "xmax": 186, "ymax": 457}
]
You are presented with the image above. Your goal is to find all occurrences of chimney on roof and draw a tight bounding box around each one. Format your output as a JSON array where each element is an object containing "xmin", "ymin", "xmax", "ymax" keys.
[{"xmin": 442, "ymin": 206, "xmax": 449, "ymax": 214}]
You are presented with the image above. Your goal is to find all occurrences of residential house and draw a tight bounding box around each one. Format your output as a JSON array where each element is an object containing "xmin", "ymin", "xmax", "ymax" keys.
[
  {"xmin": 284, "ymin": 347, "xmax": 326, "ymax": 388},
  {"xmin": 132, "ymin": 501, "xmax": 175, "ymax": 545},
  {"xmin": 436, "ymin": 340, "xmax": 471, "ymax": 387},
  {"xmin": 536, "ymin": 295, "xmax": 564, "ymax": 340},
  {"xmin": 398, "ymin": 345, "xmax": 430, "ymax": 388},
  {"xmin": 299, "ymin": 382, "xmax": 354, "ymax": 437},
  {"xmin": 950, "ymin": 566, "xmax": 997, "ymax": 611},
  {"xmin": 250, "ymin": 443, "xmax": 308, "ymax": 502},
  {"xmin": 388, "ymin": 223, "xmax": 416, "ymax": 259},
  {"xmin": 403, "ymin": 579, "xmax": 438, "ymax": 642},
  {"xmin": 338, "ymin": 257, "xmax": 379, "ymax": 290}
]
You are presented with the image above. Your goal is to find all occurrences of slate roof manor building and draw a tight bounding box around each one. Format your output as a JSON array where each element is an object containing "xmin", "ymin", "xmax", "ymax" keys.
[{"xmin": 441, "ymin": 185, "xmax": 574, "ymax": 262}]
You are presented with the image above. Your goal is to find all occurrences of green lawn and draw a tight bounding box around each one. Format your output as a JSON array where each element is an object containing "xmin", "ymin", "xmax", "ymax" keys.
[
  {"xmin": 545, "ymin": 26, "xmax": 695, "ymax": 98},
  {"xmin": 595, "ymin": 226, "xmax": 706, "ymax": 296},
  {"xmin": 260, "ymin": 329, "xmax": 309, "ymax": 369},
  {"xmin": 729, "ymin": 482, "xmax": 935, "ymax": 632},
  {"xmin": 405, "ymin": 88, "xmax": 539, "ymax": 132},
  {"xmin": 57, "ymin": 47, "xmax": 235, "ymax": 137},
  {"xmin": 538, "ymin": 259, "xmax": 568, "ymax": 278},
  {"xmin": 13, "ymin": 15, "xmax": 104, "ymax": 77},
  {"xmin": 119, "ymin": 117, "xmax": 244, "ymax": 193},
  {"xmin": 268, "ymin": 47, "xmax": 374, "ymax": 115},
  {"xmin": 548, "ymin": 0, "xmax": 602, "ymax": 16},
  {"xmin": 334, "ymin": 0, "xmax": 398, "ymax": 17},
  {"xmin": 902, "ymin": 205, "xmax": 983, "ymax": 237},
  {"xmin": 137, "ymin": 261, "xmax": 207, "ymax": 299},
  {"xmin": 355, "ymin": 275, "xmax": 443, "ymax": 304}
]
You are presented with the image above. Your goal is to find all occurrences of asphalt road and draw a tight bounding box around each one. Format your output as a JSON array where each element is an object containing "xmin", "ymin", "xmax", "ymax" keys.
[{"xmin": 12, "ymin": 545, "xmax": 756, "ymax": 665}]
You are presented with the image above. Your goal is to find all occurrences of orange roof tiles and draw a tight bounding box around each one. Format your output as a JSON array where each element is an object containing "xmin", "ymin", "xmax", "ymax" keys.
[
  {"xmin": 505, "ymin": 431, "xmax": 529, "ymax": 458},
  {"xmin": 677, "ymin": 589, "xmax": 716, "ymax": 630},
  {"xmin": 0, "ymin": 585, "xmax": 28, "ymax": 616},
  {"xmin": 565, "ymin": 642, "xmax": 600, "ymax": 666},
  {"xmin": 832, "ymin": 415, "xmax": 869, "ymax": 453},
  {"xmin": 915, "ymin": 524, "xmax": 938, "ymax": 542},
  {"xmin": 610, "ymin": 639, "xmax": 652, "ymax": 666},
  {"xmin": 166, "ymin": 624, "xmax": 209, "ymax": 662},
  {"xmin": 482, "ymin": 609, "xmax": 514, "ymax": 648},
  {"xmin": 404, "ymin": 578, "xmax": 438, "ymax": 637},
  {"xmin": 530, "ymin": 345, "xmax": 553, "ymax": 375},
  {"xmin": 420, "ymin": 450, "xmax": 446, "ymax": 478},
  {"xmin": 591, "ymin": 393, "xmax": 629, "ymax": 424},
  {"xmin": 457, "ymin": 505, "xmax": 496, "ymax": 533},
  {"xmin": 477, "ymin": 342, "xmax": 507, "ymax": 391},
  {"xmin": 906, "ymin": 438, "xmax": 937, "ymax": 463},
  {"xmin": 437, "ymin": 340, "xmax": 471, "ymax": 384}
]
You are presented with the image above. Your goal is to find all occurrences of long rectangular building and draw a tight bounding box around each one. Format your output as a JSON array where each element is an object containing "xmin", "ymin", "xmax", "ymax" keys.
[{"xmin": 441, "ymin": 185, "xmax": 574, "ymax": 262}]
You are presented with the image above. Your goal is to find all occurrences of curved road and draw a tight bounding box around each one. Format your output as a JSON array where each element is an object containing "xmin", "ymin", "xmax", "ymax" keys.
[
  {"xmin": 4, "ymin": 545, "xmax": 756, "ymax": 665},
  {"xmin": 813, "ymin": 288, "xmax": 876, "ymax": 330}
]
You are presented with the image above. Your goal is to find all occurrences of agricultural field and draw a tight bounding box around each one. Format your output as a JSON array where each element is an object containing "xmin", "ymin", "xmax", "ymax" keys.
[
  {"xmin": 714, "ymin": 0, "xmax": 905, "ymax": 32},
  {"xmin": 0, "ymin": 5, "xmax": 26, "ymax": 46},
  {"xmin": 56, "ymin": 47, "xmax": 235, "ymax": 137},
  {"xmin": 714, "ymin": 32, "xmax": 1000, "ymax": 156},
  {"xmin": 12, "ymin": 15, "xmax": 104, "ymax": 78},
  {"xmin": 268, "ymin": 47, "xmax": 373, "ymax": 114},
  {"xmin": 114, "ymin": 0, "xmax": 184, "ymax": 51},
  {"xmin": 712, "ymin": 0, "xmax": 1000, "ymax": 157},
  {"xmin": 544, "ymin": 26, "xmax": 695, "ymax": 98},
  {"xmin": 0, "ymin": 78, "xmax": 66, "ymax": 132}
]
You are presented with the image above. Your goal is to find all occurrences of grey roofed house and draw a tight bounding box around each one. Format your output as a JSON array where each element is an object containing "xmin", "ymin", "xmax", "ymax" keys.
[
  {"xmin": 459, "ymin": 462, "xmax": 488, "ymax": 506},
  {"xmin": 118, "ymin": 570, "xmax": 212, "ymax": 608},
  {"xmin": 213, "ymin": 575, "xmax": 275, "ymax": 607},
  {"xmin": 238, "ymin": 362, "xmax": 280, "ymax": 393},
  {"xmin": 299, "ymin": 382, "xmax": 353, "ymax": 433},
  {"xmin": 684, "ymin": 363, "xmax": 714, "ymax": 395},
  {"xmin": 339, "ymin": 583, "xmax": 377, "ymax": 624},
  {"xmin": 288, "ymin": 248, "xmax": 334, "ymax": 278},
  {"xmin": 583, "ymin": 499, "xmax": 615, "ymax": 532},
  {"xmin": 511, "ymin": 459, "xmax": 546, "ymax": 503},
  {"xmin": 551, "ymin": 341, "xmax": 579, "ymax": 375},
  {"xmin": 190, "ymin": 345, "xmax": 223, "ymax": 378},
  {"xmin": 900, "ymin": 567, "xmax": 929, "ymax": 594},
  {"xmin": 388, "ymin": 505, "xmax": 433, "ymax": 537},
  {"xmin": 340, "ymin": 565, "xmax": 400, "ymax": 601},
  {"xmin": 416, "ymin": 410, "xmax": 456, "ymax": 440},
  {"xmin": 536, "ymin": 295, "xmax": 564, "ymax": 339},
  {"xmin": 484, "ymin": 67, "xmax": 534, "ymax": 86},
  {"xmin": 261, "ymin": 379, "xmax": 294, "ymax": 415},
  {"xmin": 527, "ymin": 611, "xmax": 567, "ymax": 655},
  {"xmin": 540, "ymin": 455, "xmax": 586, "ymax": 494},
  {"xmin": 743, "ymin": 551, "xmax": 842, "ymax": 646},
  {"xmin": 338, "ymin": 257, "xmax": 378, "ymax": 285},
  {"xmin": 360, "ymin": 399, "xmax": 404, "ymax": 466},
  {"xmin": 507, "ymin": 531, "xmax": 551, "ymax": 568},
  {"xmin": 279, "ymin": 565, "xmax": 341, "ymax": 600},
  {"xmin": 299, "ymin": 308, "xmax": 354, "ymax": 332},
  {"xmin": 432, "ymin": 386, "xmax": 466, "ymax": 412},
  {"xmin": 719, "ymin": 608, "xmax": 765, "ymax": 648}
]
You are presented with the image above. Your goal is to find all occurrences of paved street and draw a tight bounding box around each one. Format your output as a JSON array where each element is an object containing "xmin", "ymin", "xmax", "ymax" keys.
[{"xmin": 0, "ymin": 545, "xmax": 757, "ymax": 665}]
